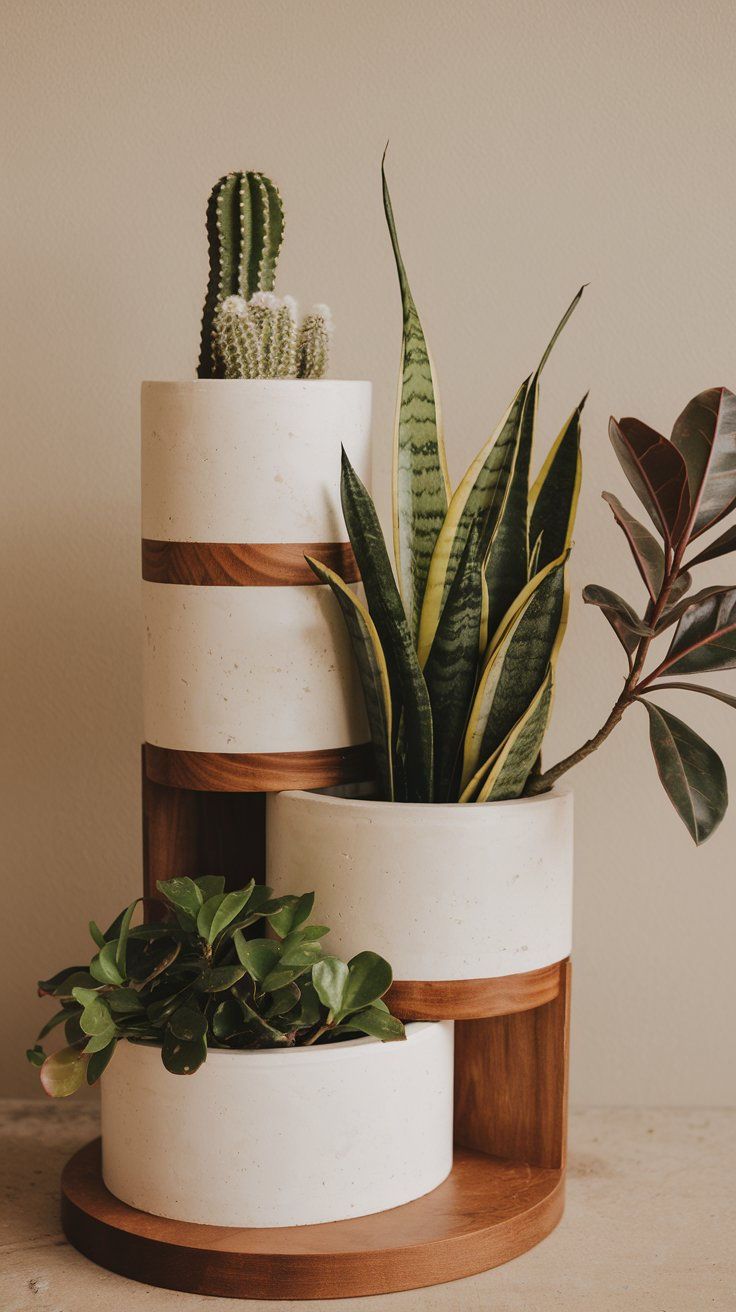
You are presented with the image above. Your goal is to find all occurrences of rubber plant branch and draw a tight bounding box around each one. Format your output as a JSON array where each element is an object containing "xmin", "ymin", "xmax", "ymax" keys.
[{"xmin": 526, "ymin": 387, "xmax": 736, "ymax": 845}]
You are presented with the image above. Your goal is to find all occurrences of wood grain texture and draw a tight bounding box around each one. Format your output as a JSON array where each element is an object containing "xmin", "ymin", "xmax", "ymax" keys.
[
  {"xmin": 142, "ymin": 539, "xmax": 359, "ymax": 586},
  {"xmin": 144, "ymin": 742, "xmax": 373, "ymax": 792},
  {"xmin": 61, "ymin": 1140, "xmax": 563, "ymax": 1300},
  {"xmin": 386, "ymin": 959, "xmax": 564, "ymax": 1021},
  {"xmin": 454, "ymin": 959, "xmax": 571, "ymax": 1170},
  {"xmin": 142, "ymin": 757, "xmax": 266, "ymax": 902}
]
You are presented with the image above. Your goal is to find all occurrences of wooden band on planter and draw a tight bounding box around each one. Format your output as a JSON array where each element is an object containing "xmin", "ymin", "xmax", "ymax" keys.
[
  {"xmin": 386, "ymin": 959, "xmax": 565, "ymax": 1022},
  {"xmin": 144, "ymin": 742, "xmax": 373, "ymax": 792},
  {"xmin": 142, "ymin": 539, "xmax": 360, "ymax": 587}
]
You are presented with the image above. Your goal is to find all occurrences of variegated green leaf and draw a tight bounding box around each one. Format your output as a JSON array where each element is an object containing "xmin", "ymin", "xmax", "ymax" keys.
[
  {"xmin": 529, "ymin": 397, "xmax": 586, "ymax": 573},
  {"xmin": 383, "ymin": 158, "xmax": 449, "ymax": 640},
  {"xmin": 417, "ymin": 379, "xmax": 528, "ymax": 666},
  {"xmin": 424, "ymin": 524, "xmax": 483, "ymax": 801},
  {"xmin": 477, "ymin": 668, "xmax": 554, "ymax": 801},
  {"xmin": 340, "ymin": 449, "xmax": 433, "ymax": 801},
  {"xmin": 306, "ymin": 557, "xmax": 394, "ymax": 801},
  {"xmin": 485, "ymin": 288, "xmax": 584, "ymax": 638},
  {"xmin": 462, "ymin": 558, "xmax": 566, "ymax": 790}
]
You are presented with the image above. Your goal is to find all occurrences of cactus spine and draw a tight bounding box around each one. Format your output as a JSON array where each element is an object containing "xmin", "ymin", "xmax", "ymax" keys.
[
  {"xmin": 198, "ymin": 172, "xmax": 285, "ymax": 378},
  {"xmin": 212, "ymin": 294, "xmax": 331, "ymax": 380}
]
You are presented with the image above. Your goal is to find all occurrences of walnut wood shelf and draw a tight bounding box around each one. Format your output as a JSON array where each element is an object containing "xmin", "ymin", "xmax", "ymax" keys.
[{"xmin": 387, "ymin": 958, "xmax": 565, "ymax": 1021}]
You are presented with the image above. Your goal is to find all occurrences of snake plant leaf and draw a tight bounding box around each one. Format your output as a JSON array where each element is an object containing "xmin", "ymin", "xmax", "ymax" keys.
[
  {"xmin": 424, "ymin": 524, "xmax": 483, "ymax": 801},
  {"xmin": 340, "ymin": 449, "xmax": 433, "ymax": 801},
  {"xmin": 582, "ymin": 584, "xmax": 652, "ymax": 657},
  {"xmin": 383, "ymin": 158, "xmax": 449, "ymax": 638},
  {"xmin": 462, "ymin": 558, "xmax": 566, "ymax": 790},
  {"xmin": 687, "ymin": 522, "xmax": 736, "ymax": 568},
  {"xmin": 417, "ymin": 381, "xmax": 528, "ymax": 666},
  {"xmin": 306, "ymin": 557, "xmax": 394, "ymax": 800},
  {"xmin": 485, "ymin": 288, "xmax": 584, "ymax": 638},
  {"xmin": 644, "ymin": 682, "xmax": 736, "ymax": 710},
  {"xmin": 660, "ymin": 586, "xmax": 736, "ymax": 674},
  {"xmin": 601, "ymin": 492, "xmax": 666, "ymax": 601},
  {"xmin": 641, "ymin": 700, "xmax": 727, "ymax": 843},
  {"xmin": 670, "ymin": 387, "xmax": 736, "ymax": 538},
  {"xmin": 529, "ymin": 398, "xmax": 586, "ymax": 572},
  {"xmin": 608, "ymin": 417, "xmax": 691, "ymax": 546},
  {"xmin": 476, "ymin": 668, "xmax": 554, "ymax": 802}
]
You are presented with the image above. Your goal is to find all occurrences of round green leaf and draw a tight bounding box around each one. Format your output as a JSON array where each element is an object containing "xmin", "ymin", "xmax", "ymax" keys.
[
  {"xmin": 312, "ymin": 956, "xmax": 348, "ymax": 1017},
  {"xmin": 342, "ymin": 952, "xmax": 393, "ymax": 1015},
  {"xmin": 162, "ymin": 1030, "xmax": 207, "ymax": 1076},
  {"xmin": 40, "ymin": 1046, "xmax": 87, "ymax": 1098},
  {"xmin": 169, "ymin": 1006, "xmax": 208, "ymax": 1042}
]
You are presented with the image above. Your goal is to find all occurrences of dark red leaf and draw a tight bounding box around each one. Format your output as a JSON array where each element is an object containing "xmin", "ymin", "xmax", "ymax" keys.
[
  {"xmin": 671, "ymin": 387, "xmax": 736, "ymax": 538},
  {"xmin": 641, "ymin": 700, "xmax": 727, "ymax": 844},
  {"xmin": 609, "ymin": 416, "xmax": 691, "ymax": 546},
  {"xmin": 601, "ymin": 492, "xmax": 665, "ymax": 600},
  {"xmin": 583, "ymin": 584, "xmax": 651, "ymax": 658},
  {"xmin": 688, "ymin": 522, "xmax": 736, "ymax": 568},
  {"xmin": 660, "ymin": 586, "xmax": 736, "ymax": 675}
]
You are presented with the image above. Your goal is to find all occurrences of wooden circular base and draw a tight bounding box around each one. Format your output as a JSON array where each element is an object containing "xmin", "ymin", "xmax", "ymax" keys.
[
  {"xmin": 143, "ymin": 742, "xmax": 373, "ymax": 792},
  {"xmin": 61, "ymin": 1139, "xmax": 564, "ymax": 1300}
]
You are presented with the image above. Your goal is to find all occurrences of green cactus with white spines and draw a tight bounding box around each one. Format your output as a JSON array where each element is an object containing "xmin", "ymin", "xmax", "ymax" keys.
[
  {"xmin": 198, "ymin": 172, "xmax": 331, "ymax": 380},
  {"xmin": 212, "ymin": 293, "xmax": 331, "ymax": 380}
]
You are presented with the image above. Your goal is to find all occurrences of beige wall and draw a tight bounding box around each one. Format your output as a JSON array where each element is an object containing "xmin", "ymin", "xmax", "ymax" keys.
[{"xmin": 3, "ymin": 0, "xmax": 735, "ymax": 1103}]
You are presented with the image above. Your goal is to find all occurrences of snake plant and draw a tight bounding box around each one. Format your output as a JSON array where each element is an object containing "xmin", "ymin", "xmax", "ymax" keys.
[{"xmin": 308, "ymin": 161, "xmax": 586, "ymax": 803}]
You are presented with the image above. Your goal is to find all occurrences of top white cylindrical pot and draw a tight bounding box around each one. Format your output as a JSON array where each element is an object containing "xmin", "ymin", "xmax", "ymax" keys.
[
  {"xmin": 266, "ymin": 789, "xmax": 573, "ymax": 980},
  {"xmin": 141, "ymin": 381, "xmax": 371, "ymax": 764}
]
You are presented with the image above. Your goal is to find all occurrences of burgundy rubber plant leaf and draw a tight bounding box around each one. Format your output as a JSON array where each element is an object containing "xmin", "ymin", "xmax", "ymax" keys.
[
  {"xmin": 658, "ymin": 586, "xmax": 736, "ymax": 675},
  {"xmin": 670, "ymin": 387, "xmax": 736, "ymax": 539},
  {"xmin": 655, "ymin": 583, "xmax": 731, "ymax": 634},
  {"xmin": 641, "ymin": 700, "xmax": 727, "ymax": 844},
  {"xmin": 645, "ymin": 682, "xmax": 736, "ymax": 711},
  {"xmin": 582, "ymin": 584, "xmax": 652, "ymax": 659},
  {"xmin": 687, "ymin": 522, "xmax": 736, "ymax": 568},
  {"xmin": 608, "ymin": 416, "xmax": 691, "ymax": 547},
  {"xmin": 601, "ymin": 491, "xmax": 665, "ymax": 600}
]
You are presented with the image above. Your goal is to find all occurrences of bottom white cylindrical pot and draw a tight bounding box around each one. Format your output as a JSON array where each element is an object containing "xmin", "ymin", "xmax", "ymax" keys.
[{"xmin": 101, "ymin": 1023, "xmax": 454, "ymax": 1228}]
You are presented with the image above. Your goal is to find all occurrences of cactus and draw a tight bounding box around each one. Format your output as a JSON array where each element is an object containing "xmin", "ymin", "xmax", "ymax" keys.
[
  {"xmin": 212, "ymin": 293, "xmax": 331, "ymax": 380},
  {"xmin": 198, "ymin": 172, "xmax": 285, "ymax": 378}
]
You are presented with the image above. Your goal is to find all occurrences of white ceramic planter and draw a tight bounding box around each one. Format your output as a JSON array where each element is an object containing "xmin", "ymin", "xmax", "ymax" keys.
[
  {"xmin": 266, "ymin": 789, "xmax": 573, "ymax": 980},
  {"xmin": 141, "ymin": 380, "xmax": 371, "ymax": 756},
  {"xmin": 101, "ymin": 1023, "xmax": 454, "ymax": 1228}
]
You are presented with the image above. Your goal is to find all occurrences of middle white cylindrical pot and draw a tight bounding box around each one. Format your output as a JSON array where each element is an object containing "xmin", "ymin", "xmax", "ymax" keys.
[
  {"xmin": 141, "ymin": 379, "xmax": 371, "ymax": 786},
  {"xmin": 266, "ymin": 789, "xmax": 573, "ymax": 980},
  {"xmin": 101, "ymin": 1022, "xmax": 454, "ymax": 1228}
]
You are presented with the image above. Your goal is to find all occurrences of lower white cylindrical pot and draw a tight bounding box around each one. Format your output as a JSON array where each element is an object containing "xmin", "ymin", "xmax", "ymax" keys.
[
  {"xmin": 266, "ymin": 789, "xmax": 573, "ymax": 980},
  {"xmin": 101, "ymin": 1023, "xmax": 454, "ymax": 1228}
]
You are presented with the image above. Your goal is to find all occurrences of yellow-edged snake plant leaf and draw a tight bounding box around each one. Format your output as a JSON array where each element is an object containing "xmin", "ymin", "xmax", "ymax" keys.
[
  {"xmin": 305, "ymin": 557, "xmax": 394, "ymax": 802},
  {"xmin": 424, "ymin": 522, "xmax": 484, "ymax": 802},
  {"xmin": 417, "ymin": 379, "xmax": 529, "ymax": 667},
  {"xmin": 382, "ymin": 157, "xmax": 449, "ymax": 640},
  {"xmin": 484, "ymin": 288, "xmax": 585, "ymax": 639},
  {"xmin": 461, "ymin": 557, "xmax": 566, "ymax": 792},
  {"xmin": 642, "ymin": 700, "xmax": 727, "ymax": 844},
  {"xmin": 476, "ymin": 667, "xmax": 555, "ymax": 802},
  {"xmin": 339, "ymin": 449, "xmax": 434, "ymax": 802},
  {"xmin": 529, "ymin": 397, "xmax": 586, "ymax": 573}
]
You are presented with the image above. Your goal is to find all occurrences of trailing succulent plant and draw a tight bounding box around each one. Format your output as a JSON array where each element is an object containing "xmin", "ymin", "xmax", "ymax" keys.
[
  {"xmin": 309, "ymin": 160, "xmax": 587, "ymax": 806},
  {"xmin": 198, "ymin": 171, "xmax": 331, "ymax": 380},
  {"xmin": 27, "ymin": 877, "xmax": 404, "ymax": 1097}
]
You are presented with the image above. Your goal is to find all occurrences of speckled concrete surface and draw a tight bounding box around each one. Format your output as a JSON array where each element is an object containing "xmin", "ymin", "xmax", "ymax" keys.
[{"xmin": 1, "ymin": 1100, "xmax": 733, "ymax": 1311}]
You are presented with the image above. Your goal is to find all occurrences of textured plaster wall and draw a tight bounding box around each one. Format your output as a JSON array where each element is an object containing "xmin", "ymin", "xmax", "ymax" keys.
[{"xmin": 2, "ymin": 0, "xmax": 735, "ymax": 1102}]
